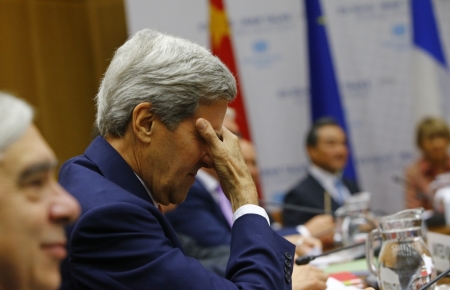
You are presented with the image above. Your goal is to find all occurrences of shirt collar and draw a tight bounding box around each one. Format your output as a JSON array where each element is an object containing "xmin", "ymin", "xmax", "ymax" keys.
[
  {"xmin": 309, "ymin": 163, "xmax": 341, "ymax": 184},
  {"xmin": 134, "ymin": 173, "xmax": 159, "ymax": 208},
  {"xmin": 196, "ymin": 169, "xmax": 220, "ymax": 194}
]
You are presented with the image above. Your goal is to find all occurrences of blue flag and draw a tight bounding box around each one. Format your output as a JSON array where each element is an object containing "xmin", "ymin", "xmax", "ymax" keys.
[
  {"xmin": 305, "ymin": 0, "xmax": 358, "ymax": 181},
  {"xmin": 412, "ymin": 0, "xmax": 447, "ymax": 67},
  {"xmin": 411, "ymin": 0, "xmax": 448, "ymax": 122}
]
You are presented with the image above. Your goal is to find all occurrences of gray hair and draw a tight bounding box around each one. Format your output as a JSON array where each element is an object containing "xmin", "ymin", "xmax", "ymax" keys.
[
  {"xmin": 95, "ymin": 29, "xmax": 237, "ymax": 137},
  {"xmin": 306, "ymin": 117, "xmax": 341, "ymax": 148},
  {"xmin": 0, "ymin": 92, "xmax": 34, "ymax": 155}
]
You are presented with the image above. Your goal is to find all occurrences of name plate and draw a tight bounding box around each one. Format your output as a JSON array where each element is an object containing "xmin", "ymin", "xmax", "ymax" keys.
[{"xmin": 427, "ymin": 232, "xmax": 450, "ymax": 272}]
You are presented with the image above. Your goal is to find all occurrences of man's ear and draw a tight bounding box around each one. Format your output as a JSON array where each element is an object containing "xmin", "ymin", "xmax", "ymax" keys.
[
  {"xmin": 132, "ymin": 102, "xmax": 154, "ymax": 144},
  {"xmin": 307, "ymin": 145, "xmax": 316, "ymax": 160}
]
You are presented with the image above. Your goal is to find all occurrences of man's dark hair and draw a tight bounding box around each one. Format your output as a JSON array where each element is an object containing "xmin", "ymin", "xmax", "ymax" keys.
[{"xmin": 305, "ymin": 117, "xmax": 341, "ymax": 147}]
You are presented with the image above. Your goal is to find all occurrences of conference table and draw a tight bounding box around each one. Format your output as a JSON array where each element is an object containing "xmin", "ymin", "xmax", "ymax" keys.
[
  {"xmin": 429, "ymin": 224, "xmax": 450, "ymax": 235},
  {"xmin": 428, "ymin": 225, "xmax": 450, "ymax": 286}
]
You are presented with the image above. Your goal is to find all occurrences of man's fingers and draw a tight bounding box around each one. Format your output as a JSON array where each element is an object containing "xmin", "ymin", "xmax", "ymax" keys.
[
  {"xmin": 315, "ymin": 281, "xmax": 327, "ymax": 290},
  {"xmin": 295, "ymin": 245, "xmax": 312, "ymax": 256},
  {"xmin": 303, "ymin": 238, "xmax": 317, "ymax": 247},
  {"xmin": 303, "ymin": 237, "xmax": 322, "ymax": 249},
  {"xmin": 196, "ymin": 118, "xmax": 222, "ymax": 153},
  {"xmin": 316, "ymin": 271, "xmax": 329, "ymax": 282},
  {"xmin": 196, "ymin": 118, "xmax": 241, "ymax": 162},
  {"xmin": 303, "ymin": 265, "xmax": 328, "ymax": 281}
]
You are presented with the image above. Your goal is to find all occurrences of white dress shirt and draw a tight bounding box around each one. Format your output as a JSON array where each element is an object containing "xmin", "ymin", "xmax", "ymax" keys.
[
  {"xmin": 308, "ymin": 164, "xmax": 351, "ymax": 204},
  {"xmin": 135, "ymin": 174, "xmax": 160, "ymax": 208}
]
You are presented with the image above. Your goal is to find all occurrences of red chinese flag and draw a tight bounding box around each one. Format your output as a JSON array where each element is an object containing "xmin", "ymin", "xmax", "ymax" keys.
[
  {"xmin": 209, "ymin": 0, "xmax": 252, "ymax": 141},
  {"xmin": 210, "ymin": 0, "xmax": 264, "ymax": 199}
]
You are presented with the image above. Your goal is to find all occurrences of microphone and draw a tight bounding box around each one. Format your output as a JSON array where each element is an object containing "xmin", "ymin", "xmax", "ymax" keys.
[
  {"xmin": 419, "ymin": 266, "xmax": 450, "ymax": 290},
  {"xmin": 259, "ymin": 199, "xmax": 380, "ymax": 223},
  {"xmin": 258, "ymin": 200, "xmax": 333, "ymax": 215},
  {"xmin": 295, "ymin": 241, "xmax": 366, "ymax": 265}
]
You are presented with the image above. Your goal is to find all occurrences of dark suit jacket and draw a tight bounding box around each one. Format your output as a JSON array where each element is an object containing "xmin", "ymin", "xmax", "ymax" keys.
[
  {"xmin": 59, "ymin": 137, "xmax": 295, "ymax": 289},
  {"xmin": 176, "ymin": 233, "xmax": 230, "ymax": 277},
  {"xmin": 282, "ymin": 173, "xmax": 360, "ymax": 227},
  {"xmin": 166, "ymin": 178, "xmax": 232, "ymax": 247}
]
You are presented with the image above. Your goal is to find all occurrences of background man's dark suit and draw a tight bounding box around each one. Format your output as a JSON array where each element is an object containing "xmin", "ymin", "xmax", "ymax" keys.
[
  {"xmin": 59, "ymin": 137, "xmax": 295, "ymax": 289},
  {"xmin": 282, "ymin": 173, "xmax": 360, "ymax": 227}
]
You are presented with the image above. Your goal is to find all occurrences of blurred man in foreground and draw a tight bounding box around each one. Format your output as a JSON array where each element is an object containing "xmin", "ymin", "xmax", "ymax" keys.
[
  {"xmin": 59, "ymin": 29, "xmax": 296, "ymax": 289},
  {"xmin": 0, "ymin": 93, "xmax": 80, "ymax": 290},
  {"xmin": 283, "ymin": 118, "xmax": 360, "ymax": 244}
]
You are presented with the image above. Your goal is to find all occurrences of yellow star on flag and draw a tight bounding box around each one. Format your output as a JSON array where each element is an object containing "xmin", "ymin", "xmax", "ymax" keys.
[
  {"xmin": 317, "ymin": 15, "xmax": 326, "ymax": 25},
  {"xmin": 210, "ymin": 4, "xmax": 231, "ymax": 49}
]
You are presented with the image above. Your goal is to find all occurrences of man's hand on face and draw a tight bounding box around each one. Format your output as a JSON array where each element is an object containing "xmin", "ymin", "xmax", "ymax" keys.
[{"xmin": 196, "ymin": 118, "xmax": 258, "ymax": 211}]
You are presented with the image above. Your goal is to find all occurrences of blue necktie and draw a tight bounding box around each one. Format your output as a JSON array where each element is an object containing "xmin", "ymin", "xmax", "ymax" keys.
[{"xmin": 335, "ymin": 179, "xmax": 345, "ymax": 205}]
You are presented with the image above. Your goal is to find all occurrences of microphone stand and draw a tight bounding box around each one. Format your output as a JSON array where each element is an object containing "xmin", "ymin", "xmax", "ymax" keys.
[
  {"xmin": 260, "ymin": 199, "xmax": 378, "ymax": 236},
  {"xmin": 295, "ymin": 241, "xmax": 366, "ymax": 265},
  {"xmin": 258, "ymin": 200, "xmax": 334, "ymax": 215},
  {"xmin": 419, "ymin": 267, "xmax": 450, "ymax": 290}
]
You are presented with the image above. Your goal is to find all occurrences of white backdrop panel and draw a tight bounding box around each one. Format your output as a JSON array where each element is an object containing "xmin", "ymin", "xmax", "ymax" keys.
[
  {"xmin": 322, "ymin": 0, "xmax": 415, "ymax": 213},
  {"xmin": 225, "ymin": 1, "xmax": 310, "ymax": 203}
]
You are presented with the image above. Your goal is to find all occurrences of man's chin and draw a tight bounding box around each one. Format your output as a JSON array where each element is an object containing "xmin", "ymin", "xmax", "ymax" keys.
[
  {"xmin": 168, "ymin": 189, "xmax": 190, "ymax": 205},
  {"xmin": 34, "ymin": 269, "xmax": 61, "ymax": 290},
  {"xmin": 170, "ymin": 197, "xmax": 187, "ymax": 206}
]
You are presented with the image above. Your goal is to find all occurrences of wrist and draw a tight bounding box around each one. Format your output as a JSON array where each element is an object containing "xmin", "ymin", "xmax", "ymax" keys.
[
  {"xmin": 296, "ymin": 225, "xmax": 311, "ymax": 237},
  {"xmin": 228, "ymin": 183, "xmax": 258, "ymax": 211}
]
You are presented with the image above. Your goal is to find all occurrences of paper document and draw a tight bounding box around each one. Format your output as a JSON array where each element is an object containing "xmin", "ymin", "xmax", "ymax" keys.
[{"xmin": 327, "ymin": 277, "xmax": 362, "ymax": 290}]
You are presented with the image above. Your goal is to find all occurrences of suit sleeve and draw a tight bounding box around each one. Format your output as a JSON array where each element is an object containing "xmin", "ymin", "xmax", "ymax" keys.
[{"xmin": 68, "ymin": 202, "xmax": 295, "ymax": 290}]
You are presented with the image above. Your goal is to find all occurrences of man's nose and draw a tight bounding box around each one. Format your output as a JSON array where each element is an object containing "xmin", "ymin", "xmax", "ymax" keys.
[
  {"xmin": 50, "ymin": 182, "xmax": 81, "ymax": 224},
  {"xmin": 335, "ymin": 144, "xmax": 348, "ymax": 155}
]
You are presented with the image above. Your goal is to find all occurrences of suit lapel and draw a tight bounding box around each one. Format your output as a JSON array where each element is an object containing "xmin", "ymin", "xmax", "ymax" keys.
[
  {"xmin": 84, "ymin": 136, "xmax": 153, "ymax": 205},
  {"xmin": 307, "ymin": 174, "xmax": 341, "ymax": 212}
]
